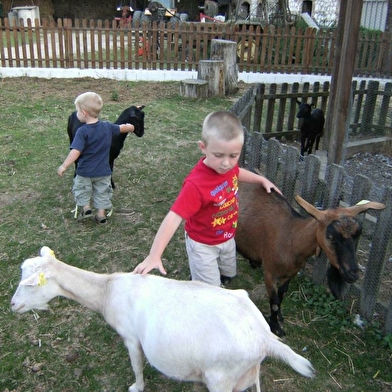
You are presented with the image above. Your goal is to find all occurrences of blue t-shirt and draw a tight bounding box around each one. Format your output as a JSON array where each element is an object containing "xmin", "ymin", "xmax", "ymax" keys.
[{"xmin": 71, "ymin": 120, "xmax": 121, "ymax": 177}]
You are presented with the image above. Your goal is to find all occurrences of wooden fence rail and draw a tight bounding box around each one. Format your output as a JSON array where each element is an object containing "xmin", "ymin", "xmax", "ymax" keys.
[
  {"xmin": 231, "ymin": 84, "xmax": 392, "ymax": 333},
  {"xmin": 0, "ymin": 17, "xmax": 390, "ymax": 78}
]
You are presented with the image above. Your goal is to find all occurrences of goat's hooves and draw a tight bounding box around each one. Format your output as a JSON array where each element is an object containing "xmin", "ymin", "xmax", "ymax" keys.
[
  {"xmin": 272, "ymin": 329, "xmax": 286, "ymax": 338},
  {"xmin": 269, "ymin": 323, "xmax": 286, "ymax": 338},
  {"xmin": 128, "ymin": 383, "xmax": 144, "ymax": 392}
]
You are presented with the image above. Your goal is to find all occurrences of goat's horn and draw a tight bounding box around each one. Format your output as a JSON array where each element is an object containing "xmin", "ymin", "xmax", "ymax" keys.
[
  {"xmin": 295, "ymin": 195, "xmax": 326, "ymax": 221},
  {"xmin": 344, "ymin": 200, "xmax": 386, "ymax": 216}
]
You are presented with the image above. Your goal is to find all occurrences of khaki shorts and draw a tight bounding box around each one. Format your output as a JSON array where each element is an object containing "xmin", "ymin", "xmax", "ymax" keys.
[
  {"xmin": 185, "ymin": 233, "xmax": 236, "ymax": 286},
  {"xmin": 73, "ymin": 175, "xmax": 113, "ymax": 210}
]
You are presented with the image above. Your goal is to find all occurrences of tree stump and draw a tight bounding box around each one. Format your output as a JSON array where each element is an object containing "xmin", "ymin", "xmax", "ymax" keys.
[
  {"xmin": 210, "ymin": 39, "xmax": 239, "ymax": 95},
  {"xmin": 198, "ymin": 60, "xmax": 225, "ymax": 97},
  {"xmin": 180, "ymin": 79, "xmax": 209, "ymax": 99}
]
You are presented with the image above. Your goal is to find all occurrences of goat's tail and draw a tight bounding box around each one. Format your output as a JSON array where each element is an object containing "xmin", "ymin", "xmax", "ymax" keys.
[{"xmin": 268, "ymin": 338, "xmax": 315, "ymax": 378}]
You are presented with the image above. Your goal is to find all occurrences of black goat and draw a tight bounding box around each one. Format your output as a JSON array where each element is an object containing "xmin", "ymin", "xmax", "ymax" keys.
[
  {"xmin": 296, "ymin": 100, "xmax": 325, "ymax": 156},
  {"xmin": 235, "ymin": 183, "xmax": 386, "ymax": 337},
  {"xmin": 67, "ymin": 105, "xmax": 145, "ymax": 188}
]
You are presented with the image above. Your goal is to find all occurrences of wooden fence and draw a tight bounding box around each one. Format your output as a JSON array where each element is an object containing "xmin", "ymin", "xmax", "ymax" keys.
[
  {"xmin": 231, "ymin": 83, "xmax": 392, "ymax": 333},
  {"xmin": 0, "ymin": 17, "xmax": 390, "ymax": 78},
  {"xmin": 232, "ymin": 80, "xmax": 392, "ymax": 155}
]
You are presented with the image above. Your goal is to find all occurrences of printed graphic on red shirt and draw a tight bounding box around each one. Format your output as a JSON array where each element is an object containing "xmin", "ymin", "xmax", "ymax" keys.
[
  {"xmin": 170, "ymin": 158, "xmax": 240, "ymax": 245},
  {"xmin": 210, "ymin": 174, "xmax": 239, "ymax": 240}
]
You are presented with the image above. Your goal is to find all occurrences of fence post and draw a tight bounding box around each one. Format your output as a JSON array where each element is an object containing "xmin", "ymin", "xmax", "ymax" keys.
[
  {"xmin": 248, "ymin": 132, "xmax": 264, "ymax": 172},
  {"xmin": 323, "ymin": 164, "xmax": 345, "ymax": 209},
  {"xmin": 287, "ymin": 82, "xmax": 300, "ymax": 132},
  {"xmin": 360, "ymin": 80, "xmax": 379, "ymax": 134},
  {"xmin": 360, "ymin": 189, "xmax": 392, "ymax": 319},
  {"xmin": 282, "ymin": 146, "xmax": 299, "ymax": 204},
  {"xmin": 210, "ymin": 39, "xmax": 238, "ymax": 95},
  {"xmin": 198, "ymin": 59, "xmax": 225, "ymax": 96},
  {"xmin": 300, "ymin": 155, "xmax": 321, "ymax": 205},
  {"xmin": 265, "ymin": 84, "xmax": 277, "ymax": 134},
  {"xmin": 253, "ymin": 84, "xmax": 264, "ymax": 132},
  {"xmin": 378, "ymin": 82, "xmax": 392, "ymax": 128},
  {"xmin": 266, "ymin": 138, "xmax": 281, "ymax": 182}
]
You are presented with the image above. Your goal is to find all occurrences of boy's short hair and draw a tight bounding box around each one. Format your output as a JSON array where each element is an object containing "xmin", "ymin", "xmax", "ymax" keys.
[
  {"xmin": 202, "ymin": 111, "xmax": 244, "ymax": 145},
  {"xmin": 74, "ymin": 92, "xmax": 103, "ymax": 118}
]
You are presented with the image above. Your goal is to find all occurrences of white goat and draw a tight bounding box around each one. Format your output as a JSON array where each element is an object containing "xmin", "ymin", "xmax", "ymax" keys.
[{"xmin": 11, "ymin": 247, "xmax": 315, "ymax": 392}]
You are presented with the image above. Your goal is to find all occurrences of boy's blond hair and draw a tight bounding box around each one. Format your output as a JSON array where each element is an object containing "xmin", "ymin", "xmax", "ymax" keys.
[
  {"xmin": 74, "ymin": 92, "xmax": 103, "ymax": 118},
  {"xmin": 202, "ymin": 111, "xmax": 244, "ymax": 145}
]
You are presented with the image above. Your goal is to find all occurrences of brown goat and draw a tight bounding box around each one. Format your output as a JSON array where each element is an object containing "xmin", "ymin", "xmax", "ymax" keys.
[{"xmin": 236, "ymin": 183, "xmax": 386, "ymax": 337}]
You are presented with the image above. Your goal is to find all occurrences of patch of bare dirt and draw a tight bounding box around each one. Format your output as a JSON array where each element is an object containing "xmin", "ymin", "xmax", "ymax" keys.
[{"xmin": 342, "ymin": 151, "xmax": 392, "ymax": 188}]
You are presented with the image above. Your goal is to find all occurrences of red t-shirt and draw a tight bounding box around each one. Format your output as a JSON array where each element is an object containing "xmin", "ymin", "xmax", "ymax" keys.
[{"xmin": 171, "ymin": 157, "xmax": 239, "ymax": 245}]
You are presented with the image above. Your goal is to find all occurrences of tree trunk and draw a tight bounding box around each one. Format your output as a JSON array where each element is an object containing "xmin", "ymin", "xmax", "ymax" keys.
[
  {"xmin": 179, "ymin": 79, "xmax": 209, "ymax": 99},
  {"xmin": 210, "ymin": 39, "xmax": 239, "ymax": 95},
  {"xmin": 198, "ymin": 60, "xmax": 225, "ymax": 97}
]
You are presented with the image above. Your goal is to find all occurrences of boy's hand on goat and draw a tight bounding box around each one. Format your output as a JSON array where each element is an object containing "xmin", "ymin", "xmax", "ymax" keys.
[
  {"xmin": 133, "ymin": 255, "xmax": 167, "ymax": 276},
  {"xmin": 261, "ymin": 177, "xmax": 282, "ymax": 195},
  {"xmin": 119, "ymin": 123, "xmax": 135, "ymax": 133}
]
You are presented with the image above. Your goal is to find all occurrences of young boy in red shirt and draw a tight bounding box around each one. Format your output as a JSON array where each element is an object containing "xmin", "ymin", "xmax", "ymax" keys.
[{"xmin": 133, "ymin": 111, "xmax": 280, "ymax": 285}]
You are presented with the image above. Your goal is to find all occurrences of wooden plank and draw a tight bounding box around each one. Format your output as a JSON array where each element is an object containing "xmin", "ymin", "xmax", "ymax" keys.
[
  {"xmin": 253, "ymin": 84, "xmax": 264, "ymax": 132},
  {"xmin": 105, "ymin": 20, "xmax": 111, "ymax": 69},
  {"xmin": 266, "ymin": 138, "xmax": 280, "ymax": 181},
  {"xmin": 300, "ymin": 154, "xmax": 321, "ymax": 204},
  {"xmin": 361, "ymin": 80, "xmax": 379, "ymax": 133},
  {"xmin": 276, "ymin": 82, "xmax": 287, "ymax": 132},
  {"xmin": 282, "ymin": 146, "xmax": 299, "ymax": 204},
  {"xmin": 378, "ymin": 82, "xmax": 392, "ymax": 127},
  {"xmin": 50, "ymin": 20, "xmax": 57, "ymax": 68},
  {"xmin": 265, "ymin": 83, "xmax": 277, "ymax": 134},
  {"xmin": 248, "ymin": 132, "xmax": 263, "ymax": 171},
  {"xmin": 287, "ymin": 82, "xmax": 300, "ymax": 131},
  {"xmin": 361, "ymin": 190, "xmax": 392, "ymax": 319},
  {"xmin": 57, "ymin": 19, "xmax": 65, "ymax": 68}
]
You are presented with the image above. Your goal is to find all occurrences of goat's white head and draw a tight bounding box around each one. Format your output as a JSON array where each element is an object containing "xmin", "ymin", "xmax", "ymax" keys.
[{"xmin": 11, "ymin": 249, "xmax": 58, "ymax": 313}]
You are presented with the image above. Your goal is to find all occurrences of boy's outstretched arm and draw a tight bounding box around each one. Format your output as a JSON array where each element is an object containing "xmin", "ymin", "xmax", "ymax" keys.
[
  {"xmin": 238, "ymin": 168, "xmax": 282, "ymax": 195},
  {"xmin": 58, "ymin": 149, "xmax": 81, "ymax": 177},
  {"xmin": 133, "ymin": 210, "xmax": 183, "ymax": 276}
]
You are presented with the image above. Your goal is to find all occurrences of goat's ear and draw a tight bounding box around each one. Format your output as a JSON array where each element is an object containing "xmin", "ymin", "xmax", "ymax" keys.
[
  {"xmin": 295, "ymin": 195, "xmax": 326, "ymax": 221},
  {"xmin": 296, "ymin": 99, "xmax": 301, "ymax": 105},
  {"xmin": 345, "ymin": 200, "xmax": 386, "ymax": 216},
  {"xmin": 39, "ymin": 246, "xmax": 56, "ymax": 258}
]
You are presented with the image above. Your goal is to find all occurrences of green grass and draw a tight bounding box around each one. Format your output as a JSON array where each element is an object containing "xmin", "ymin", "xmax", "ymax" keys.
[{"xmin": 0, "ymin": 77, "xmax": 391, "ymax": 392}]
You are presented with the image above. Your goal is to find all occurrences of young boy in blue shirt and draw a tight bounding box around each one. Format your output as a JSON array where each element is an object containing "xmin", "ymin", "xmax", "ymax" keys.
[{"xmin": 58, "ymin": 92, "xmax": 134, "ymax": 224}]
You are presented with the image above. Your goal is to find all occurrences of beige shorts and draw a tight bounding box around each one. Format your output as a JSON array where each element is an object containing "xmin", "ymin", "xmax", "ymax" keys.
[
  {"xmin": 185, "ymin": 233, "xmax": 236, "ymax": 286},
  {"xmin": 73, "ymin": 175, "xmax": 113, "ymax": 210}
]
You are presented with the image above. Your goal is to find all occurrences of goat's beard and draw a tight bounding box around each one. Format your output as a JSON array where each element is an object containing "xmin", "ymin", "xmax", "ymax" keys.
[{"xmin": 327, "ymin": 265, "xmax": 351, "ymax": 299}]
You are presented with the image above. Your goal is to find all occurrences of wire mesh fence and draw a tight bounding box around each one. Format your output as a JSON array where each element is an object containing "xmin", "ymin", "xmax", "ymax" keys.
[{"xmin": 232, "ymin": 84, "xmax": 392, "ymax": 333}]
